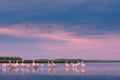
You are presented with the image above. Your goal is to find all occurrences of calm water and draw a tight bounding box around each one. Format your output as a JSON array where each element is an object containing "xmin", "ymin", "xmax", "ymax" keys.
[{"xmin": 0, "ymin": 63, "xmax": 120, "ymax": 80}]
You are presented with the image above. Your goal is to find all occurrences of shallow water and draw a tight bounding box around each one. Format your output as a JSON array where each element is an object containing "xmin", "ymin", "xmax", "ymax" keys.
[{"xmin": 0, "ymin": 63, "xmax": 120, "ymax": 80}]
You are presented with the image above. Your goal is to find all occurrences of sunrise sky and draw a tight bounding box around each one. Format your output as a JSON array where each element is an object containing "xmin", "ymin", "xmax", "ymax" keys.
[{"xmin": 0, "ymin": 0, "xmax": 120, "ymax": 60}]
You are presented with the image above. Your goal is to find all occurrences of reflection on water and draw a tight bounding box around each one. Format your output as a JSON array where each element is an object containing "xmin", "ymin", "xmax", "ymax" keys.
[
  {"xmin": 66, "ymin": 67, "xmax": 86, "ymax": 73},
  {"xmin": 65, "ymin": 67, "xmax": 69, "ymax": 72},
  {"xmin": 48, "ymin": 67, "xmax": 56, "ymax": 73},
  {"xmin": 32, "ymin": 68, "xmax": 39, "ymax": 73},
  {"xmin": 21, "ymin": 67, "xmax": 30, "ymax": 73},
  {"xmin": 0, "ymin": 63, "xmax": 120, "ymax": 80},
  {"xmin": 1, "ymin": 64, "xmax": 86, "ymax": 74},
  {"xmin": 1, "ymin": 63, "xmax": 120, "ymax": 76},
  {"xmin": 1, "ymin": 68, "xmax": 6, "ymax": 73},
  {"xmin": 81, "ymin": 68, "xmax": 86, "ymax": 73}
]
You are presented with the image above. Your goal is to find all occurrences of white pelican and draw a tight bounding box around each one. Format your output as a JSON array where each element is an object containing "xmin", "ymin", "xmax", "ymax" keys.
[
  {"xmin": 48, "ymin": 61, "xmax": 51, "ymax": 68},
  {"xmin": 51, "ymin": 61, "xmax": 56, "ymax": 68},
  {"xmin": 70, "ymin": 62, "xmax": 75, "ymax": 68},
  {"xmin": 32, "ymin": 59, "xmax": 40, "ymax": 68},
  {"xmin": 65, "ymin": 61, "xmax": 69, "ymax": 68},
  {"xmin": 80, "ymin": 61, "xmax": 86, "ymax": 68},
  {"xmin": 14, "ymin": 60, "xmax": 19, "ymax": 68},
  {"xmin": 40, "ymin": 63, "xmax": 44, "ymax": 68},
  {"xmin": 8, "ymin": 60, "xmax": 16, "ymax": 68},
  {"xmin": 32, "ymin": 59, "xmax": 36, "ymax": 68},
  {"xmin": 21, "ymin": 60, "xmax": 30, "ymax": 68},
  {"xmin": 75, "ymin": 61, "xmax": 80, "ymax": 68},
  {"xmin": 21, "ymin": 60, "xmax": 25, "ymax": 68},
  {"xmin": 8, "ymin": 60, "xmax": 12, "ymax": 67}
]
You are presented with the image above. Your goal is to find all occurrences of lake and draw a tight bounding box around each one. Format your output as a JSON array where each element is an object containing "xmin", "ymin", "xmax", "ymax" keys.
[{"xmin": 0, "ymin": 63, "xmax": 120, "ymax": 80}]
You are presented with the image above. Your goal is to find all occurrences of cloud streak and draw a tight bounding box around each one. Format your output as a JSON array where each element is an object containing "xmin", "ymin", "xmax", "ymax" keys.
[
  {"xmin": 0, "ymin": 24, "xmax": 119, "ymax": 41},
  {"xmin": 0, "ymin": 24, "xmax": 120, "ymax": 59},
  {"xmin": 0, "ymin": 24, "xmax": 120, "ymax": 51}
]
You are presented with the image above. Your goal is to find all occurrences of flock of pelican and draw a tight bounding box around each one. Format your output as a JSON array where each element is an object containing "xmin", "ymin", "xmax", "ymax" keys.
[
  {"xmin": 65, "ymin": 61, "xmax": 85, "ymax": 68},
  {"xmin": 1, "ymin": 60, "xmax": 86, "ymax": 73},
  {"xmin": 1, "ymin": 60, "xmax": 45, "ymax": 69}
]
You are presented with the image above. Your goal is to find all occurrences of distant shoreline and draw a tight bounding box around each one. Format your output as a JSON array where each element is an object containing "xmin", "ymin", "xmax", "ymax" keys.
[{"xmin": 0, "ymin": 56, "xmax": 120, "ymax": 63}]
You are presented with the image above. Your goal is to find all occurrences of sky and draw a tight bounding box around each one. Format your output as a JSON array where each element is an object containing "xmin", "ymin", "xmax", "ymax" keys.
[{"xmin": 0, "ymin": 0, "xmax": 120, "ymax": 60}]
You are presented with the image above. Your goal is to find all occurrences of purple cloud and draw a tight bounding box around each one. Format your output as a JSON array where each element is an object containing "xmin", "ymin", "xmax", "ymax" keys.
[{"xmin": 0, "ymin": 24, "xmax": 120, "ymax": 59}]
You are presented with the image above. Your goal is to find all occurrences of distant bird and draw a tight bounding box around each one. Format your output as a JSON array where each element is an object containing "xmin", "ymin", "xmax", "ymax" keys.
[
  {"xmin": 32, "ymin": 59, "xmax": 36, "ymax": 68},
  {"xmin": 40, "ymin": 63, "xmax": 44, "ymax": 68},
  {"xmin": 8, "ymin": 60, "xmax": 12, "ymax": 67},
  {"xmin": 7, "ymin": 60, "xmax": 18, "ymax": 68},
  {"xmin": 48, "ymin": 60, "xmax": 56, "ymax": 68},
  {"xmin": 80, "ymin": 61, "xmax": 86, "ymax": 68},
  {"xmin": 32, "ymin": 59, "xmax": 41, "ymax": 68},
  {"xmin": 14, "ymin": 60, "xmax": 19, "ymax": 68},
  {"xmin": 8, "ymin": 60, "xmax": 16, "ymax": 68},
  {"xmin": 48, "ymin": 61, "xmax": 51, "ymax": 68},
  {"xmin": 75, "ymin": 61, "xmax": 80, "ymax": 68},
  {"xmin": 21, "ymin": 60, "xmax": 30, "ymax": 68},
  {"xmin": 70, "ymin": 62, "xmax": 75, "ymax": 68},
  {"xmin": 51, "ymin": 61, "xmax": 56, "ymax": 68},
  {"xmin": 21, "ymin": 60, "xmax": 25, "ymax": 68},
  {"xmin": 65, "ymin": 61, "xmax": 69, "ymax": 68}
]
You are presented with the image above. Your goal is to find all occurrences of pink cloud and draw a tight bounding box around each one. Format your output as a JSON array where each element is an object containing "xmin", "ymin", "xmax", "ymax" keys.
[
  {"xmin": 0, "ymin": 24, "xmax": 74, "ymax": 41},
  {"xmin": 0, "ymin": 24, "xmax": 120, "ymax": 59}
]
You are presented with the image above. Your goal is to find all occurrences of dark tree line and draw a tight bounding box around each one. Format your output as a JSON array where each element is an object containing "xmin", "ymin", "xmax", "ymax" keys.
[
  {"xmin": 0, "ymin": 57, "xmax": 22, "ymax": 60},
  {"xmin": 0, "ymin": 56, "xmax": 120, "ymax": 63}
]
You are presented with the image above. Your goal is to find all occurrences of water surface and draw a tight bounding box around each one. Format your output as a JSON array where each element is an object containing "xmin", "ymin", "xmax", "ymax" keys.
[{"xmin": 0, "ymin": 63, "xmax": 120, "ymax": 80}]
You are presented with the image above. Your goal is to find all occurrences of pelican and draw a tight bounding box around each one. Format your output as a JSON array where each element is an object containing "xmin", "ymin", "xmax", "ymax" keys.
[
  {"xmin": 70, "ymin": 62, "xmax": 75, "ymax": 68},
  {"xmin": 8, "ymin": 60, "xmax": 16, "ymax": 68},
  {"xmin": 32, "ymin": 59, "xmax": 36, "ymax": 68},
  {"xmin": 21, "ymin": 60, "xmax": 25, "ymax": 68},
  {"xmin": 14, "ymin": 60, "xmax": 19, "ymax": 68},
  {"xmin": 8, "ymin": 60, "xmax": 12, "ymax": 67},
  {"xmin": 80, "ymin": 61, "xmax": 86, "ymax": 68},
  {"xmin": 51, "ymin": 61, "xmax": 56, "ymax": 68},
  {"xmin": 32, "ymin": 59, "xmax": 40, "ymax": 68},
  {"xmin": 75, "ymin": 61, "xmax": 80, "ymax": 68},
  {"xmin": 48, "ymin": 61, "xmax": 51, "ymax": 68},
  {"xmin": 21, "ymin": 60, "xmax": 30, "ymax": 68},
  {"xmin": 40, "ymin": 63, "xmax": 44, "ymax": 68},
  {"xmin": 65, "ymin": 61, "xmax": 69, "ymax": 68}
]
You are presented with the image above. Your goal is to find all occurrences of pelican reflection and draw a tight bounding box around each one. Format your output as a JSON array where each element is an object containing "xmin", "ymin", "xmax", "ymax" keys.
[
  {"xmin": 32, "ymin": 67, "xmax": 39, "ymax": 73},
  {"xmin": 80, "ymin": 68, "xmax": 86, "ymax": 73},
  {"xmin": 74, "ymin": 68, "xmax": 80, "ymax": 73},
  {"xmin": 48, "ymin": 67, "xmax": 56, "ymax": 73},
  {"xmin": 65, "ymin": 67, "xmax": 69, "ymax": 72},
  {"xmin": 14, "ymin": 68, "xmax": 19, "ymax": 72},
  {"xmin": 21, "ymin": 67, "xmax": 30, "ymax": 73},
  {"xmin": 65, "ymin": 67, "xmax": 86, "ymax": 73},
  {"xmin": 2, "ymin": 67, "xmax": 7, "ymax": 72}
]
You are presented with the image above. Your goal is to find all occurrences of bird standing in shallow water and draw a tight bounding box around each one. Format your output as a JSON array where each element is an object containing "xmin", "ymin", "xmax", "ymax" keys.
[
  {"xmin": 65, "ymin": 61, "xmax": 69, "ymax": 68},
  {"xmin": 80, "ymin": 61, "xmax": 86, "ymax": 68}
]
